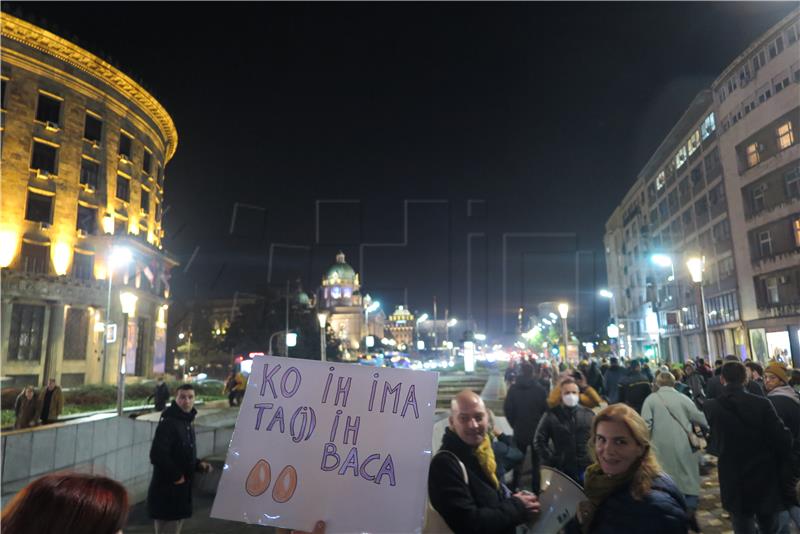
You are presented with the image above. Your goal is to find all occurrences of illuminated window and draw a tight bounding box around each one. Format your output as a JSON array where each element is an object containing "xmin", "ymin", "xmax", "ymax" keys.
[
  {"xmin": 119, "ymin": 132, "xmax": 133, "ymax": 159},
  {"xmin": 655, "ymin": 172, "xmax": 665, "ymax": 191},
  {"xmin": 35, "ymin": 93, "xmax": 61, "ymax": 125},
  {"xmin": 31, "ymin": 140, "xmax": 57, "ymax": 173},
  {"xmin": 116, "ymin": 174, "xmax": 130, "ymax": 201},
  {"xmin": 746, "ymin": 143, "xmax": 760, "ymax": 168},
  {"xmin": 777, "ymin": 122, "xmax": 795, "ymax": 150},
  {"xmin": 794, "ymin": 218, "xmax": 800, "ymax": 247},
  {"xmin": 765, "ymin": 277, "xmax": 779, "ymax": 304},
  {"xmin": 758, "ymin": 231, "xmax": 773, "ymax": 257},
  {"xmin": 687, "ymin": 130, "xmax": 701, "ymax": 155},
  {"xmin": 718, "ymin": 257, "xmax": 735, "ymax": 279},
  {"xmin": 63, "ymin": 308, "xmax": 89, "ymax": 359},
  {"xmin": 80, "ymin": 158, "xmax": 99, "ymax": 190},
  {"xmin": 675, "ymin": 146, "xmax": 688, "ymax": 168},
  {"xmin": 25, "ymin": 191, "xmax": 53, "ymax": 223},
  {"xmin": 701, "ymin": 113, "xmax": 716, "ymax": 139},
  {"xmin": 84, "ymin": 113, "xmax": 102, "ymax": 143}
]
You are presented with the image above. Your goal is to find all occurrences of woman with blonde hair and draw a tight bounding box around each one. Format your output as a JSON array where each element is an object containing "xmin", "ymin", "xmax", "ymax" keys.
[{"xmin": 579, "ymin": 403, "xmax": 689, "ymax": 533}]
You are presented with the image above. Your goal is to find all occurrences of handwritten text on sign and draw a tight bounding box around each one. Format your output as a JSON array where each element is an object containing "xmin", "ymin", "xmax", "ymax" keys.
[{"xmin": 211, "ymin": 356, "xmax": 438, "ymax": 534}]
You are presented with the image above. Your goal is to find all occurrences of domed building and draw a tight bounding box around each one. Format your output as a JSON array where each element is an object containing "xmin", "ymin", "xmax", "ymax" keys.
[{"xmin": 320, "ymin": 252, "xmax": 384, "ymax": 360}]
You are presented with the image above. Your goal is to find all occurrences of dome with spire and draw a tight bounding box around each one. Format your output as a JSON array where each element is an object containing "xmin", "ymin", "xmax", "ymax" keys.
[{"xmin": 324, "ymin": 251, "xmax": 357, "ymax": 285}]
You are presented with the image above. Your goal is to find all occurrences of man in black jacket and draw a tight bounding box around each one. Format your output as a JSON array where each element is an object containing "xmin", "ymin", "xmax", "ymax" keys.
[
  {"xmin": 147, "ymin": 375, "xmax": 170, "ymax": 411},
  {"xmin": 617, "ymin": 359, "xmax": 651, "ymax": 414},
  {"xmin": 147, "ymin": 384, "xmax": 212, "ymax": 534},
  {"xmin": 503, "ymin": 362, "xmax": 548, "ymax": 492},
  {"xmin": 704, "ymin": 361, "xmax": 792, "ymax": 534},
  {"xmin": 429, "ymin": 390, "xmax": 540, "ymax": 534}
]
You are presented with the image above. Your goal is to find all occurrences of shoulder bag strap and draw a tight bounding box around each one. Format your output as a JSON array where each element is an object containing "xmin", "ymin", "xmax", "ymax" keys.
[
  {"xmin": 656, "ymin": 392, "xmax": 692, "ymax": 436},
  {"xmin": 435, "ymin": 450, "xmax": 469, "ymax": 485}
]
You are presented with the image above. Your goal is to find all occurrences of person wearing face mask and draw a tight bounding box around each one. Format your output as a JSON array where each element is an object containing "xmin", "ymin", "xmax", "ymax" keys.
[
  {"xmin": 578, "ymin": 403, "xmax": 689, "ymax": 534},
  {"xmin": 534, "ymin": 378, "xmax": 594, "ymax": 484}
]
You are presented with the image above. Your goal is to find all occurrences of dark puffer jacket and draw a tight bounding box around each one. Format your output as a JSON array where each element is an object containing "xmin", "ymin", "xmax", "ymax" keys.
[
  {"xmin": 588, "ymin": 474, "xmax": 688, "ymax": 534},
  {"xmin": 618, "ymin": 370, "xmax": 651, "ymax": 414},
  {"xmin": 503, "ymin": 375, "xmax": 548, "ymax": 444},
  {"xmin": 147, "ymin": 402, "xmax": 200, "ymax": 520},
  {"xmin": 533, "ymin": 404, "xmax": 593, "ymax": 481},
  {"xmin": 429, "ymin": 428, "xmax": 528, "ymax": 534}
]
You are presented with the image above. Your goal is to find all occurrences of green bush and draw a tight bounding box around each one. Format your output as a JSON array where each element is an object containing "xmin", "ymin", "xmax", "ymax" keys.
[{"xmin": 64, "ymin": 384, "xmax": 117, "ymax": 406}]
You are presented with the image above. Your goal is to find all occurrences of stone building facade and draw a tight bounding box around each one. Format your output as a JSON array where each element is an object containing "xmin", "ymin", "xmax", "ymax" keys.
[
  {"xmin": 0, "ymin": 14, "xmax": 178, "ymax": 386},
  {"xmin": 605, "ymin": 8, "xmax": 800, "ymax": 364}
]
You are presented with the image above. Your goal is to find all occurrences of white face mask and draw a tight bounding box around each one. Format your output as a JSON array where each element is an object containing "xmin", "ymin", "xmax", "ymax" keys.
[{"xmin": 563, "ymin": 393, "xmax": 580, "ymax": 407}]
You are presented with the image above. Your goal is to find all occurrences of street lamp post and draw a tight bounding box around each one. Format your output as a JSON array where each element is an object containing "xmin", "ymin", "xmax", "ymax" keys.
[
  {"xmin": 364, "ymin": 299, "xmax": 380, "ymax": 348},
  {"xmin": 101, "ymin": 246, "xmax": 132, "ymax": 384},
  {"xmin": 558, "ymin": 302, "xmax": 569, "ymax": 364},
  {"xmin": 415, "ymin": 313, "xmax": 428, "ymax": 353},
  {"xmin": 687, "ymin": 257, "xmax": 713, "ymax": 360},
  {"xmin": 317, "ymin": 312, "xmax": 328, "ymax": 362},
  {"xmin": 117, "ymin": 290, "xmax": 138, "ymax": 416}
]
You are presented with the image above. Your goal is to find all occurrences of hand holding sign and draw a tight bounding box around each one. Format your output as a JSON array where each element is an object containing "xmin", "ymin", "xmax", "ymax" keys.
[{"xmin": 211, "ymin": 356, "xmax": 438, "ymax": 533}]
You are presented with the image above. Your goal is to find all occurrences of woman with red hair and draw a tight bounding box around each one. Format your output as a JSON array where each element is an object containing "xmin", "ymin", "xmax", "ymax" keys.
[{"xmin": 1, "ymin": 472, "xmax": 128, "ymax": 534}]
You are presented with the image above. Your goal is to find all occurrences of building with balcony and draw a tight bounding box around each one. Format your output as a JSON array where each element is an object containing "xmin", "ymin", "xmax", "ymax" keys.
[
  {"xmin": 0, "ymin": 14, "xmax": 178, "ymax": 386},
  {"xmin": 605, "ymin": 8, "xmax": 800, "ymax": 365},
  {"xmin": 714, "ymin": 11, "xmax": 800, "ymax": 363}
]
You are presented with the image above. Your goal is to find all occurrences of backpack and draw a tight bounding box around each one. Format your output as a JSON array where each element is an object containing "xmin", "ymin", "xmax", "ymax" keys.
[{"xmin": 423, "ymin": 450, "xmax": 468, "ymax": 534}]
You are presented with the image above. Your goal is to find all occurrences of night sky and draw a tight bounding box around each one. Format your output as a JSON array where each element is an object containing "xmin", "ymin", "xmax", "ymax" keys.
[{"xmin": 5, "ymin": 2, "xmax": 797, "ymax": 336}]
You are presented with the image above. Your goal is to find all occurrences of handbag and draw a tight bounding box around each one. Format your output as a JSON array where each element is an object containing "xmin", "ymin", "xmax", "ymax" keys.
[
  {"xmin": 423, "ymin": 450, "xmax": 468, "ymax": 534},
  {"xmin": 656, "ymin": 393, "xmax": 707, "ymax": 452}
]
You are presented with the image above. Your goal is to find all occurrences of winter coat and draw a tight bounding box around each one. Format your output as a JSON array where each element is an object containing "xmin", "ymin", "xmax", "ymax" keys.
[
  {"xmin": 618, "ymin": 371, "xmax": 651, "ymax": 414},
  {"xmin": 503, "ymin": 376, "xmax": 548, "ymax": 444},
  {"xmin": 148, "ymin": 382, "xmax": 170, "ymax": 411},
  {"xmin": 587, "ymin": 473, "xmax": 688, "ymax": 534},
  {"xmin": 703, "ymin": 384, "xmax": 792, "ymax": 515},
  {"xmin": 35, "ymin": 385, "xmax": 63, "ymax": 422},
  {"xmin": 14, "ymin": 392, "xmax": 38, "ymax": 429},
  {"xmin": 428, "ymin": 428, "xmax": 528, "ymax": 534},
  {"xmin": 767, "ymin": 385, "xmax": 800, "ymax": 506},
  {"xmin": 547, "ymin": 385, "xmax": 603, "ymax": 410},
  {"xmin": 684, "ymin": 373, "xmax": 705, "ymax": 402},
  {"xmin": 641, "ymin": 387, "xmax": 708, "ymax": 497},
  {"xmin": 533, "ymin": 404, "xmax": 593, "ymax": 481},
  {"xmin": 147, "ymin": 402, "xmax": 201, "ymax": 521},
  {"xmin": 603, "ymin": 365, "xmax": 625, "ymax": 404},
  {"xmin": 492, "ymin": 433, "xmax": 524, "ymax": 481}
]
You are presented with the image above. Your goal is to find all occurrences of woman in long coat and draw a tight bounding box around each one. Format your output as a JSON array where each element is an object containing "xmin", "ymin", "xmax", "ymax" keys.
[{"xmin": 641, "ymin": 371, "xmax": 708, "ymax": 518}]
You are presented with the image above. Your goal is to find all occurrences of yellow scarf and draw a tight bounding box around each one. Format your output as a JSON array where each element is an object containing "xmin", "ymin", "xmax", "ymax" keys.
[{"xmin": 474, "ymin": 434, "xmax": 499, "ymax": 489}]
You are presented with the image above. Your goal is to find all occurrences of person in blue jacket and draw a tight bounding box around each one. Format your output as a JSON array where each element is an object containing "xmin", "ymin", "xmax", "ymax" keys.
[{"xmin": 578, "ymin": 403, "xmax": 689, "ymax": 534}]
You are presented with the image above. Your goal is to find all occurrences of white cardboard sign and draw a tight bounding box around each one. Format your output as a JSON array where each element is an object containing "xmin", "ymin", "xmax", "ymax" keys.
[{"xmin": 211, "ymin": 356, "xmax": 439, "ymax": 533}]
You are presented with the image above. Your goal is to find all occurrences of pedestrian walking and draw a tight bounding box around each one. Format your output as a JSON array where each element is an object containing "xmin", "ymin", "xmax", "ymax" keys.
[
  {"xmin": 682, "ymin": 361, "xmax": 706, "ymax": 407},
  {"xmin": 147, "ymin": 384, "xmax": 213, "ymax": 534},
  {"xmin": 503, "ymin": 361, "xmax": 548, "ymax": 492},
  {"xmin": 642, "ymin": 370, "xmax": 709, "ymax": 529},
  {"xmin": 147, "ymin": 375, "xmax": 171, "ymax": 411},
  {"xmin": 13, "ymin": 385, "xmax": 38, "ymax": 429},
  {"xmin": 35, "ymin": 378, "xmax": 63, "ymax": 425},
  {"xmin": 602, "ymin": 356, "xmax": 625, "ymax": 404},
  {"xmin": 577, "ymin": 403, "xmax": 689, "ymax": 533},
  {"xmin": 1, "ymin": 473, "xmax": 129, "ymax": 534},
  {"xmin": 703, "ymin": 360, "xmax": 792, "ymax": 534},
  {"xmin": 534, "ymin": 377, "xmax": 594, "ymax": 483},
  {"xmin": 428, "ymin": 390, "xmax": 541, "ymax": 534},
  {"xmin": 763, "ymin": 362, "xmax": 800, "ymax": 531},
  {"xmin": 223, "ymin": 368, "xmax": 246, "ymax": 407},
  {"xmin": 617, "ymin": 359, "xmax": 652, "ymax": 414}
]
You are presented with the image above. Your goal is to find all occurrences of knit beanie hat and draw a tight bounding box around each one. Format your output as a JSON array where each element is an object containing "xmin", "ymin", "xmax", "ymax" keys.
[{"xmin": 765, "ymin": 362, "xmax": 790, "ymax": 384}]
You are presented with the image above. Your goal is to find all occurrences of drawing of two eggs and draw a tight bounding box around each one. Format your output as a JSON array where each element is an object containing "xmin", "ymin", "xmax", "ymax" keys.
[{"xmin": 245, "ymin": 459, "xmax": 298, "ymax": 503}]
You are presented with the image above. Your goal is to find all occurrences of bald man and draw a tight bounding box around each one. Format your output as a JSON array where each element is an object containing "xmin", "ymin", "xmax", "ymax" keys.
[{"xmin": 428, "ymin": 390, "xmax": 540, "ymax": 534}]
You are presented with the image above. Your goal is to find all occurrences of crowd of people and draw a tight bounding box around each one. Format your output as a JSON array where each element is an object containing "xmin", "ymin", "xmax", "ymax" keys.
[{"xmin": 431, "ymin": 354, "xmax": 800, "ymax": 534}]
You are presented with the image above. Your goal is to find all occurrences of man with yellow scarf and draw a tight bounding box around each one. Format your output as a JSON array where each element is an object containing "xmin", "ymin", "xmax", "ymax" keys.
[{"xmin": 428, "ymin": 390, "xmax": 540, "ymax": 534}]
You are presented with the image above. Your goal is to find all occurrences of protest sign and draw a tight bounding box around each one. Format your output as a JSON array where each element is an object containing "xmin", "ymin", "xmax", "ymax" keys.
[{"xmin": 211, "ymin": 355, "xmax": 439, "ymax": 533}]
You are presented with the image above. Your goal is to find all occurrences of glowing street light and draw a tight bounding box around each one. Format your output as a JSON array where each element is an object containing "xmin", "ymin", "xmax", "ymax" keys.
[
  {"xmin": 599, "ymin": 289, "xmax": 613, "ymax": 299},
  {"xmin": 317, "ymin": 312, "xmax": 328, "ymax": 361},
  {"xmin": 102, "ymin": 246, "xmax": 132, "ymax": 390},
  {"xmin": 651, "ymin": 254, "xmax": 675, "ymax": 281},
  {"xmin": 557, "ymin": 302, "xmax": 569, "ymax": 363},
  {"xmin": 687, "ymin": 257, "xmax": 713, "ymax": 359}
]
